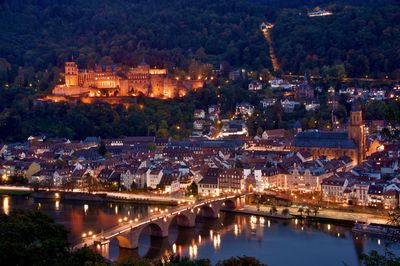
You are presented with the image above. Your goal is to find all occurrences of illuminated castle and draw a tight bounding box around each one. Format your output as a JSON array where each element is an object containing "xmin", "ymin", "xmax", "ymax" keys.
[{"xmin": 53, "ymin": 61, "xmax": 204, "ymax": 99}]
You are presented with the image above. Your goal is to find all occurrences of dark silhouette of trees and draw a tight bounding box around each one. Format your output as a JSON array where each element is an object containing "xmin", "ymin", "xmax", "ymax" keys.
[{"xmin": 272, "ymin": 4, "xmax": 400, "ymax": 78}]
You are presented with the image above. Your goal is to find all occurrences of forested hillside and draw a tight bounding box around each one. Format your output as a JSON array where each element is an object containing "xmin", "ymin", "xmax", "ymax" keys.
[
  {"xmin": 0, "ymin": 0, "xmax": 399, "ymax": 90},
  {"xmin": 0, "ymin": 0, "xmax": 275, "ymax": 90},
  {"xmin": 272, "ymin": 4, "xmax": 400, "ymax": 79}
]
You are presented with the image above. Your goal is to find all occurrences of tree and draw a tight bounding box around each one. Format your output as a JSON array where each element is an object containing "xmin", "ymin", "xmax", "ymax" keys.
[
  {"xmin": 130, "ymin": 181, "xmax": 138, "ymax": 191},
  {"xmin": 68, "ymin": 247, "xmax": 108, "ymax": 266},
  {"xmin": 256, "ymin": 126, "xmax": 264, "ymax": 137},
  {"xmin": 270, "ymin": 206, "xmax": 278, "ymax": 215},
  {"xmin": 282, "ymin": 208, "xmax": 289, "ymax": 216},
  {"xmin": 216, "ymin": 256, "xmax": 266, "ymax": 266},
  {"xmin": 312, "ymin": 207, "xmax": 319, "ymax": 216},
  {"xmin": 156, "ymin": 128, "xmax": 169, "ymax": 138},
  {"xmin": 186, "ymin": 182, "xmax": 198, "ymax": 197},
  {"xmin": 83, "ymin": 173, "xmax": 98, "ymax": 193},
  {"xmin": 388, "ymin": 211, "xmax": 400, "ymax": 227},
  {"xmin": 98, "ymin": 141, "xmax": 107, "ymax": 156},
  {"xmin": 61, "ymin": 178, "xmax": 76, "ymax": 192},
  {"xmin": 0, "ymin": 210, "xmax": 108, "ymax": 266},
  {"xmin": 164, "ymin": 256, "xmax": 211, "ymax": 266},
  {"xmin": 298, "ymin": 207, "xmax": 304, "ymax": 216},
  {"xmin": 361, "ymin": 250, "xmax": 400, "ymax": 266}
]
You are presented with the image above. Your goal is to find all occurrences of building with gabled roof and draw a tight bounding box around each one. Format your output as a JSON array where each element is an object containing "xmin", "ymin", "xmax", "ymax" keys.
[{"xmin": 294, "ymin": 103, "xmax": 366, "ymax": 165}]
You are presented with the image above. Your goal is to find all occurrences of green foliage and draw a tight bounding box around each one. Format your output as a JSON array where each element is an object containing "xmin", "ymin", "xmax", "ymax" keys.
[
  {"xmin": 272, "ymin": 4, "xmax": 400, "ymax": 78},
  {"xmin": 113, "ymin": 259, "xmax": 152, "ymax": 266},
  {"xmin": 98, "ymin": 141, "xmax": 108, "ymax": 156},
  {"xmin": 0, "ymin": 210, "xmax": 268, "ymax": 266},
  {"xmin": 68, "ymin": 247, "xmax": 109, "ymax": 266},
  {"xmin": 361, "ymin": 250, "xmax": 400, "ymax": 266},
  {"xmin": 0, "ymin": 0, "xmax": 274, "ymax": 90},
  {"xmin": 0, "ymin": 210, "xmax": 108, "ymax": 266},
  {"xmin": 0, "ymin": 174, "xmax": 28, "ymax": 185},
  {"xmin": 312, "ymin": 207, "xmax": 319, "ymax": 216},
  {"xmin": 387, "ymin": 211, "xmax": 400, "ymax": 226},
  {"xmin": 186, "ymin": 182, "xmax": 198, "ymax": 196},
  {"xmin": 0, "ymin": 87, "xmax": 211, "ymax": 141},
  {"xmin": 216, "ymin": 256, "xmax": 266, "ymax": 266},
  {"xmin": 164, "ymin": 257, "xmax": 211, "ymax": 266}
]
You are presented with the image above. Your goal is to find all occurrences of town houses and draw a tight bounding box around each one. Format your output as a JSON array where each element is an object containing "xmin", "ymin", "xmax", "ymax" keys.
[
  {"xmin": 3, "ymin": 83, "xmax": 400, "ymax": 210},
  {"xmin": 0, "ymin": 129, "xmax": 399, "ymax": 210}
]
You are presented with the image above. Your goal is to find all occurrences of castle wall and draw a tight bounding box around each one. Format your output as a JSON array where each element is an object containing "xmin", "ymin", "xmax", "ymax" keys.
[{"xmin": 54, "ymin": 61, "xmax": 203, "ymax": 99}]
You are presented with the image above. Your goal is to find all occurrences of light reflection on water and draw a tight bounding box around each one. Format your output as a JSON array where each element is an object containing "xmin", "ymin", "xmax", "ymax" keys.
[
  {"xmin": 1, "ymin": 195, "xmax": 399, "ymax": 266},
  {"xmin": 2, "ymin": 196, "xmax": 9, "ymax": 215}
]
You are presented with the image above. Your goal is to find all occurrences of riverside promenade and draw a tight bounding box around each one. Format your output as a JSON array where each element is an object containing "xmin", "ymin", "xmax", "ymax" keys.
[{"xmin": 246, "ymin": 205, "xmax": 389, "ymax": 225}]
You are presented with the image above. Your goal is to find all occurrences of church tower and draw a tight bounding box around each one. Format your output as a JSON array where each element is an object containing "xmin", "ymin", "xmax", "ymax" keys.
[
  {"xmin": 64, "ymin": 62, "xmax": 79, "ymax": 86},
  {"xmin": 348, "ymin": 101, "xmax": 366, "ymax": 164}
]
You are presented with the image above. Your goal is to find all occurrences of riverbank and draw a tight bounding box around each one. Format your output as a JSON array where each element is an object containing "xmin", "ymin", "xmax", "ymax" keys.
[
  {"xmin": 31, "ymin": 191, "xmax": 179, "ymax": 206},
  {"xmin": 0, "ymin": 186, "xmax": 32, "ymax": 196},
  {"xmin": 222, "ymin": 208, "xmax": 292, "ymax": 220},
  {"xmin": 245, "ymin": 204, "xmax": 389, "ymax": 225}
]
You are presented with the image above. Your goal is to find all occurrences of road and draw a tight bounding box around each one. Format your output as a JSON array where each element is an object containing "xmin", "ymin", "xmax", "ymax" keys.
[
  {"xmin": 261, "ymin": 29, "xmax": 280, "ymax": 72},
  {"xmin": 96, "ymin": 191, "xmax": 185, "ymax": 203},
  {"xmin": 0, "ymin": 185, "xmax": 32, "ymax": 191},
  {"xmin": 0, "ymin": 185, "xmax": 186, "ymax": 203}
]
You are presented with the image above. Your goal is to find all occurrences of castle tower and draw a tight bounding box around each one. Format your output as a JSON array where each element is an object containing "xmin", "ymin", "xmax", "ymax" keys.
[
  {"xmin": 348, "ymin": 101, "xmax": 366, "ymax": 164},
  {"xmin": 65, "ymin": 62, "xmax": 79, "ymax": 86}
]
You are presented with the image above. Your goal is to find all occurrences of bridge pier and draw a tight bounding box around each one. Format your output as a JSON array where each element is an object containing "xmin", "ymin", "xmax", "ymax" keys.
[
  {"xmin": 200, "ymin": 202, "xmax": 221, "ymax": 219},
  {"xmin": 236, "ymin": 196, "xmax": 245, "ymax": 209},
  {"xmin": 176, "ymin": 211, "xmax": 197, "ymax": 227},
  {"xmin": 128, "ymin": 218, "xmax": 170, "ymax": 249},
  {"xmin": 102, "ymin": 195, "xmax": 247, "ymax": 251}
]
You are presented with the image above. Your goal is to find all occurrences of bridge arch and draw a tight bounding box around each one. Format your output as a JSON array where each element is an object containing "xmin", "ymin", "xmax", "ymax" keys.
[
  {"xmin": 222, "ymin": 199, "xmax": 236, "ymax": 209},
  {"xmin": 137, "ymin": 221, "xmax": 167, "ymax": 238},
  {"xmin": 118, "ymin": 220, "xmax": 169, "ymax": 250},
  {"xmin": 200, "ymin": 203, "xmax": 219, "ymax": 219},
  {"xmin": 174, "ymin": 211, "xmax": 197, "ymax": 228}
]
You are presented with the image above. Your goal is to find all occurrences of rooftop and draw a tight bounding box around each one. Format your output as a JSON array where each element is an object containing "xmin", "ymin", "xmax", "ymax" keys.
[{"xmin": 294, "ymin": 131, "xmax": 356, "ymax": 149}]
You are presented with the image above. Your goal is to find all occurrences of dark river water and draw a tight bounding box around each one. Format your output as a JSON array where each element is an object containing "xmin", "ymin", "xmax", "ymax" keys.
[{"xmin": 1, "ymin": 194, "xmax": 399, "ymax": 266}]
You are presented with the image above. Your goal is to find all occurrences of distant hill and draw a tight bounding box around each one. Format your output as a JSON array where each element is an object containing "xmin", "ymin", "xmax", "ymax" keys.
[
  {"xmin": 0, "ymin": 0, "xmax": 399, "ymax": 90},
  {"xmin": 0, "ymin": 0, "xmax": 275, "ymax": 90},
  {"xmin": 272, "ymin": 4, "xmax": 400, "ymax": 79}
]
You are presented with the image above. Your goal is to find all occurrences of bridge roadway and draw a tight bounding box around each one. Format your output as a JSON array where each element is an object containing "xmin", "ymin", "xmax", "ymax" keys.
[{"xmin": 74, "ymin": 195, "xmax": 245, "ymax": 250}]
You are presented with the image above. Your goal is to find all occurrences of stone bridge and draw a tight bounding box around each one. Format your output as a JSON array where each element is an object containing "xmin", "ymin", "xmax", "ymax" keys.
[{"xmin": 75, "ymin": 195, "xmax": 245, "ymax": 251}]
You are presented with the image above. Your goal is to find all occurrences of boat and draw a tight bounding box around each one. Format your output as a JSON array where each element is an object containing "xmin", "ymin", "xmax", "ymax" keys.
[{"xmin": 352, "ymin": 222, "xmax": 400, "ymax": 238}]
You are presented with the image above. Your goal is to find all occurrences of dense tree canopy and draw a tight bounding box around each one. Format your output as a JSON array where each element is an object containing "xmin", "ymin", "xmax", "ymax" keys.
[
  {"xmin": 0, "ymin": 210, "xmax": 106, "ymax": 266},
  {"xmin": 272, "ymin": 4, "xmax": 400, "ymax": 78},
  {"xmin": 0, "ymin": 0, "xmax": 276, "ymax": 90},
  {"xmin": 1, "ymin": 0, "xmax": 398, "ymax": 90}
]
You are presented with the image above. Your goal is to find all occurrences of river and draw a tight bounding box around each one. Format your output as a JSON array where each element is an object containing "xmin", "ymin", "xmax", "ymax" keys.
[{"xmin": 1, "ymin": 194, "xmax": 398, "ymax": 265}]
